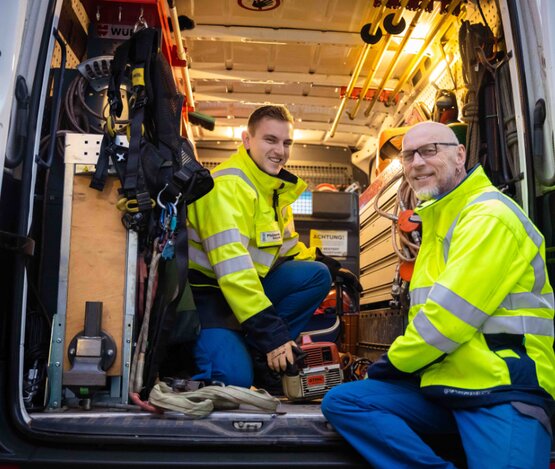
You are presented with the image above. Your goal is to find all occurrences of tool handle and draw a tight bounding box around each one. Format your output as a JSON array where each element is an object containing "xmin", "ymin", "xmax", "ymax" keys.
[{"xmin": 284, "ymin": 346, "xmax": 308, "ymax": 376}]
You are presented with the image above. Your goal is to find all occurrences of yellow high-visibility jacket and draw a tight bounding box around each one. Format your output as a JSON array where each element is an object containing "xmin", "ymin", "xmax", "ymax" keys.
[
  {"xmin": 187, "ymin": 145, "xmax": 316, "ymax": 352},
  {"xmin": 388, "ymin": 165, "xmax": 555, "ymax": 410}
]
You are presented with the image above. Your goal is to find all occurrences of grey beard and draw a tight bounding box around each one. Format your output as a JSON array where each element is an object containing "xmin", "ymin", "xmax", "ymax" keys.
[{"xmin": 415, "ymin": 186, "xmax": 440, "ymax": 201}]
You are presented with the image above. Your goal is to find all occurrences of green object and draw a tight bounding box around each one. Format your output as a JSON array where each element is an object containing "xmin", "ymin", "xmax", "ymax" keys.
[
  {"xmin": 448, "ymin": 122, "xmax": 468, "ymax": 145},
  {"xmin": 188, "ymin": 111, "xmax": 216, "ymax": 131}
]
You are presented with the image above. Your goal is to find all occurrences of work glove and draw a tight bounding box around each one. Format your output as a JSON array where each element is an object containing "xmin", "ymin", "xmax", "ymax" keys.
[{"xmin": 315, "ymin": 248, "xmax": 362, "ymax": 293}]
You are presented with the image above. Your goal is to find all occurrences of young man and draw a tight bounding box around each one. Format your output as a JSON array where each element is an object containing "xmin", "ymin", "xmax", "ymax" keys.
[
  {"xmin": 186, "ymin": 105, "xmax": 334, "ymax": 390},
  {"xmin": 322, "ymin": 121, "xmax": 555, "ymax": 468}
]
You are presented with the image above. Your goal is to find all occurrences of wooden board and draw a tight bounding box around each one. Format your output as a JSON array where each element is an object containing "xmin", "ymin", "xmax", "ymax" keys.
[{"xmin": 63, "ymin": 175, "xmax": 127, "ymax": 376}]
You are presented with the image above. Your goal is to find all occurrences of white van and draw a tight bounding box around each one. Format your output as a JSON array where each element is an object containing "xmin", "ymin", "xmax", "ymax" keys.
[{"xmin": 0, "ymin": 0, "xmax": 553, "ymax": 466}]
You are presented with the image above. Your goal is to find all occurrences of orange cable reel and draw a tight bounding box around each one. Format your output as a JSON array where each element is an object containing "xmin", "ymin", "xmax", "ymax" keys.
[
  {"xmin": 399, "ymin": 260, "xmax": 414, "ymax": 282},
  {"xmin": 397, "ymin": 209, "xmax": 420, "ymax": 232},
  {"xmin": 397, "ymin": 208, "xmax": 419, "ymax": 282}
]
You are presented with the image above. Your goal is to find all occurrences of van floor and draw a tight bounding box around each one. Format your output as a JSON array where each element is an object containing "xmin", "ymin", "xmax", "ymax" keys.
[
  {"xmin": 29, "ymin": 400, "xmax": 340, "ymax": 444},
  {"xmin": 28, "ymin": 401, "xmax": 468, "ymax": 466}
]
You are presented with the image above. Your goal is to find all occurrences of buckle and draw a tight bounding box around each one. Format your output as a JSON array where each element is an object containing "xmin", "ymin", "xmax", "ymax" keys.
[
  {"xmin": 121, "ymin": 212, "xmax": 146, "ymax": 232},
  {"xmin": 129, "ymin": 92, "xmax": 148, "ymax": 111}
]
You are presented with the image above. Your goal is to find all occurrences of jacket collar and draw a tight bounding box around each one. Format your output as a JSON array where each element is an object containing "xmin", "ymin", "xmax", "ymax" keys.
[{"xmin": 233, "ymin": 145, "xmax": 307, "ymax": 198}]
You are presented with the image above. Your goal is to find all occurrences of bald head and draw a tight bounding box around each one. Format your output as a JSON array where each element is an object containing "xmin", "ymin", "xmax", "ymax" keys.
[
  {"xmin": 401, "ymin": 122, "xmax": 467, "ymax": 200},
  {"xmin": 402, "ymin": 121, "xmax": 459, "ymax": 150}
]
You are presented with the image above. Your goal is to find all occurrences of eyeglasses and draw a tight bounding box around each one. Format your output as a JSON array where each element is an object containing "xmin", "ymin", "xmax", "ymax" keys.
[{"xmin": 400, "ymin": 142, "xmax": 459, "ymax": 164}]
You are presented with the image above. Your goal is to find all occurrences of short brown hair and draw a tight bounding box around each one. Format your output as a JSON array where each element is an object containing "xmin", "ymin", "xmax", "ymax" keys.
[{"xmin": 247, "ymin": 105, "xmax": 294, "ymax": 135}]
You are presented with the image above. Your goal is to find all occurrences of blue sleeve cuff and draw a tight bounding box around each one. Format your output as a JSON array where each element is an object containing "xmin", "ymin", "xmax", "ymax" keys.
[
  {"xmin": 366, "ymin": 354, "xmax": 415, "ymax": 381},
  {"xmin": 241, "ymin": 305, "xmax": 290, "ymax": 353}
]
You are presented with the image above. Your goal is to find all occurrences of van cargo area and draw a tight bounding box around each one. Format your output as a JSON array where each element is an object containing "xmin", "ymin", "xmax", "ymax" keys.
[{"xmin": 1, "ymin": 0, "xmax": 554, "ymax": 467}]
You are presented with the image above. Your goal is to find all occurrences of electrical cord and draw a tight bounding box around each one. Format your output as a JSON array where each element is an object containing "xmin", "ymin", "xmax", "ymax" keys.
[
  {"xmin": 459, "ymin": 22, "xmax": 487, "ymax": 168},
  {"xmin": 373, "ymin": 169, "xmax": 420, "ymax": 263},
  {"xmin": 40, "ymin": 73, "xmax": 130, "ymax": 161}
]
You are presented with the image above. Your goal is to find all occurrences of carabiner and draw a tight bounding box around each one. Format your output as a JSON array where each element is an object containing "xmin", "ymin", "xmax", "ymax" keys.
[{"xmin": 156, "ymin": 184, "xmax": 169, "ymax": 209}]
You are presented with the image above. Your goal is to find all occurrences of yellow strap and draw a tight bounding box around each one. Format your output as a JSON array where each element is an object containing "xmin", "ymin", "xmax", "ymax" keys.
[
  {"xmin": 132, "ymin": 67, "xmax": 145, "ymax": 87},
  {"xmin": 106, "ymin": 115, "xmax": 116, "ymax": 138},
  {"xmin": 116, "ymin": 197, "xmax": 155, "ymax": 213}
]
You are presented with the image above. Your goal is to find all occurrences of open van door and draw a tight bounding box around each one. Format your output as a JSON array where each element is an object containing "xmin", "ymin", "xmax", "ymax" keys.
[
  {"xmin": 501, "ymin": 0, "xmax": 555, "ymax": 283},
  {"xmin": 1, "ymin": 0, "xmax": 554, "ymax": 467}
]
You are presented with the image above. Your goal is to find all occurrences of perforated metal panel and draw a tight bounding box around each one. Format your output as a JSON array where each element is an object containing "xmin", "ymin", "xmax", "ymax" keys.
[
  {"xmin": 286, "ymin": 163, "xmax": 353, "ymax": 188},
  {"xmin": 70, "ymin": 0, "xmax": 90, "ymax": 31},
  {"xmin": 406, "ymin": 0, "xmax": 503, "ymax": 121},
  {"xmin": 51, "ymin": 32, "xmax": 81, "ymax": 69},
  {"xmin": 201, "ymin": 160, "xmax": 353, "ymax": 188}
]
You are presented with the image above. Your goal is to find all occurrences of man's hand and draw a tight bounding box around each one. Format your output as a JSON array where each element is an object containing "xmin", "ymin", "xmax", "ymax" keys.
[{"xmin": 266, "ymin": 340, "xmax": 297, "ymax": 372}]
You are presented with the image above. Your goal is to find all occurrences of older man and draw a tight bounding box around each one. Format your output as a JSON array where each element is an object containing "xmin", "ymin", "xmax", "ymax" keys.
[{"xmin": 322, "ymin": 121, "xmax": 555, "ymax": 468}]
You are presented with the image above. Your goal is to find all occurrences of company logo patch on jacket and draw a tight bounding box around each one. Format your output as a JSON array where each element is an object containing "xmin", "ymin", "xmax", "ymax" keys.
[{"xmin": 259, "ymin": 230, "xmax": 282, "ymax": 245}]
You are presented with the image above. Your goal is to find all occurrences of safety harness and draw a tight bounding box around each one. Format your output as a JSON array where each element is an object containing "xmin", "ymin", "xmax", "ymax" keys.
[
  {"xmin": 91, "ymin": 27, "xmax": 213, "ymax": 232},
  {"xmin": 90, "ymin": 27, "xmax": 213, "ymax": 400}
]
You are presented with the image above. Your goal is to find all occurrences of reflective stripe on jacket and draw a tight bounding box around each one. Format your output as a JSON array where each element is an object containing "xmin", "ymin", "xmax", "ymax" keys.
[
  {"xmin": 388, "ymin": 165, "xmax": 555, "ymax": 407},
  {"xmin": 187, "ymin": 145, "xmax": 315, "ymax": 326}
]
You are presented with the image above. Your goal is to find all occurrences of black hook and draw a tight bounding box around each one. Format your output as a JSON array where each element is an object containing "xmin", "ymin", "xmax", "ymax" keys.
[
  {"xmin": 383, "ymin": 13, "xmax": 406, "ymax": 35},
  {"xmin": 360, "ymin": 23, "xmax": 383, "ymax": 44}
]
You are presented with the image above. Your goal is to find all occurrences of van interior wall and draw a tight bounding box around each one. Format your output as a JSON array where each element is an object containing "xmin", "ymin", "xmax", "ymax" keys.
[{"xmin": 197, "ymin": 143, "xmax": 365, "ymax": 191}]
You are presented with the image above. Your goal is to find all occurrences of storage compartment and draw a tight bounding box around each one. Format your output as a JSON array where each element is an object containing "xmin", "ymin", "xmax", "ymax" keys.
[{"xmin": 47, "ymin": 133, "xmax": 137, "ymax": 409}]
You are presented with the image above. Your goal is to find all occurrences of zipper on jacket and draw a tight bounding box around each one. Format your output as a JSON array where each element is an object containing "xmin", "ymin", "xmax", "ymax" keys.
[{"xmin": 273, "ymin": 189, "xmax": 279, "ymax": 221}]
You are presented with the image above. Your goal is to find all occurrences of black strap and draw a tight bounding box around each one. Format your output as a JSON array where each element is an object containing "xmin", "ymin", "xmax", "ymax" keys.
[
  {"xmin": 174, "ymin": 203, "xmax": 190, "ymax": 294},
  {"xmin": 0, "ymin": 230, "xmax": 35, "ymax": 256},
  {"xmin": 131, "ymin": 28, "xmax": 158, "ymax": 106},
  {"xmin": 131, "ymin": 28, "xmax": 157, "ymax": 65},
  {"xmin": 90, "ymin": 134, "xmax": 111, "ymax": 191},
  {"xmin": 135, "ymin": 191, "xmax": 152, "ymax": 212},
  {"xmin": 123, "ymin": 105, "xmax": 144, "ymax": 194},
  {"xmin": 108, "ymin": 40, "xmax": 131, "ymax": 118},
  {"xmin": 122, "ymin": 28, "xmax": 158, "ymax": 197},
  {"xmin": 142, "ymin": 204, "xmax": 190, "ymax": 399}
]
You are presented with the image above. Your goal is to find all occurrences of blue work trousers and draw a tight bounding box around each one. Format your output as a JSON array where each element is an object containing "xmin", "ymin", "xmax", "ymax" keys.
[
  {"xmin": 193, "ymin": 260, "xmax": 331, "ymax": 387},
  {"xmin": 321, "ymin": 379, "xmax": 551, "ymax": 469}
]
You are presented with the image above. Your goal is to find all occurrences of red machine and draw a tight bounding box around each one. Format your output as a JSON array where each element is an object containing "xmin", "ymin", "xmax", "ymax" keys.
[{"xmin": 281, "ymin": 336, "xmax": 343, "ymax": 401}]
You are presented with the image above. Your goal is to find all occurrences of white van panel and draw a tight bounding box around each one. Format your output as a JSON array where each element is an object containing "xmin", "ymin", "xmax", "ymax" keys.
[
  {"xmin": 508, "ymin": 0, "xmax": 555, "ymax": 187},
  {"xmin": 0, "ymin": 0, "xmax": 28, "ymax": 187},
  {"xmin": 534, "ymin": 0, "xmax": 555, "ymax": 187}
]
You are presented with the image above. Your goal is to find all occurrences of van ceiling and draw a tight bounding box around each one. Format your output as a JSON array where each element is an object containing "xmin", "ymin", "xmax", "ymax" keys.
[{"xmin": 175, "ymin": 0, "xmax": 466, "ymax": 154}]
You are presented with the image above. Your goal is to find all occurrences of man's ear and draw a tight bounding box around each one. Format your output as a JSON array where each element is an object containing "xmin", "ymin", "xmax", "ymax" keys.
[
  {"xmin": 241, "ymin": 130, "xmax": 250, "ymax": 149},
  {"xmin": 456, "ymin": 144, "xmax": 467, "ymax": 167}
]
